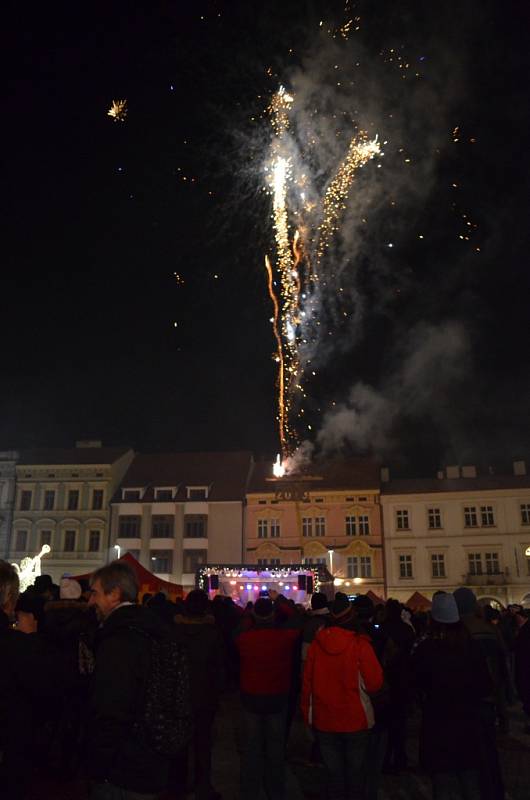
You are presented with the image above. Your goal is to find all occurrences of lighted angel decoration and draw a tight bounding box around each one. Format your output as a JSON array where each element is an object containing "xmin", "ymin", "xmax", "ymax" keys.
[{"xmin": 12, "ymin": 544, "xmax": 51, "ymax": 593}]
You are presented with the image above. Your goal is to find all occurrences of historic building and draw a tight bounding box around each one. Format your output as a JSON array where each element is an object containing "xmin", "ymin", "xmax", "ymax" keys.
[
  {"xmin": 110, "ymin": 451, "xmax": 253, "ymax": 591},
  {"xmin": 10, "ymin": 442, "xmax": 134, "ymax": 581},
  {"xmin": 381, "ymin": 461, "xmax": 530, "ymax": 607},
  {"xmin": 0, "ymin": 451, "xmax": 19, "ymax": 558},
  {"xmin": 245, "ymin": 458, "xmax": 385, "ymax": 598}
]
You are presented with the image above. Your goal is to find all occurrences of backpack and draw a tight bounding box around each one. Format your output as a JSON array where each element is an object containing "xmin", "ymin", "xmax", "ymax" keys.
[{"xmin": 130, "ymin": 627, "xmax": 193, "ymax": 756}]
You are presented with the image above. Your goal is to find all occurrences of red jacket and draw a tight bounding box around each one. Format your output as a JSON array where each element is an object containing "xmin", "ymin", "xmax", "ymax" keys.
[
  {"xmin": 301, "ymin": 626, "xmax": 383, "ymax": 732},
  {"xmin": 237, "ymin": 625, "xmax": 300, "ymax": 696}
]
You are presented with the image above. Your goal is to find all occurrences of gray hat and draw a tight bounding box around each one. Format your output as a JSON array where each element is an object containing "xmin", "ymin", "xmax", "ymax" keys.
[
  {"xmin": 431, "ymin": 592, "xmax": 460, "ymax": 624},
  {"xmin": 453, "ymin": 587, "xmax": 477, "ymax": 616}
]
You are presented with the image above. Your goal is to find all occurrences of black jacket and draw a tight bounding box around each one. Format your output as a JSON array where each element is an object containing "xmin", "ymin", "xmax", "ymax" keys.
[
  {"xmin": 173, "ymin": 613, "xmax": 225, "ymax": 710},
  {"xmin": 85, "ymin": 604, "xmax": 171, "ymax": 793},
  {"xmin": 514, "ymin": 620, "xmax": 530, "ymax": 708}
]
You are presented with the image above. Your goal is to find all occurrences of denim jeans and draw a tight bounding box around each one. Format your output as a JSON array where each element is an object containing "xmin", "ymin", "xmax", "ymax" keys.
[
  {"xmin": 240, "ymin": 707, "xmax": 287, "ymax": 800},
  {"xmin": 315, "ymin": 729, "xmax": 369, "ymax": 800},
  {"xmin": 432, "ymin": 770, "xmax": 481, "ymax": 800},
  {"xmin": 89, "ymin": 782, "xmax": 158, "ymax": 800}
]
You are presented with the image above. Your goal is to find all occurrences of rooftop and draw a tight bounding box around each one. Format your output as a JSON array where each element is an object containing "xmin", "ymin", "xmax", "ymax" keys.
[
  {"xmin": 18, "ymin": 446, "xmax": 132, "ymax": 467},
  {"xmin": 248, "ymin": 457, "xmax": 381, "ymax": 494}
]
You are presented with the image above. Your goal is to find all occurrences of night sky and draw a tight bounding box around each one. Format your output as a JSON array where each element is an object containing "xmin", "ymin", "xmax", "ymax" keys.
[{"xmin": 4, "ymin": 1, "xmax": 530, "ymax": 474}]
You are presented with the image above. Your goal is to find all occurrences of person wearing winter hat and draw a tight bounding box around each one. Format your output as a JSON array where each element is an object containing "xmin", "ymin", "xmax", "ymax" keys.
[
  {"xmin": 412, "ymin": 592, "xmax": 494, "ymax": 800},
  {"xmin": 60, "ymin": 578, "xmax": 82, "ymax": 601}
]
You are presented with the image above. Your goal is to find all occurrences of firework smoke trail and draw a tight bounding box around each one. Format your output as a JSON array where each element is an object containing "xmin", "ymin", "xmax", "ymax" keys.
[{"xmin": 265, "ymin": 86, "xmax": 380, "ymax": 465}]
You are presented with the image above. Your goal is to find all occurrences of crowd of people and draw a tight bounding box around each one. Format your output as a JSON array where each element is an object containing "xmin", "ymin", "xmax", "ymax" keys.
[{"xmin": 1, "ymin": 558, "xmax": 529, "ymax": 800}]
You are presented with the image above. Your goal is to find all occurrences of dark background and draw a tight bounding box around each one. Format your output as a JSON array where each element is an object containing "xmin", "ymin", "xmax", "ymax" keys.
[{"xmin": 3, "ymin": 1, "xmax": 530, "ymax": 474}]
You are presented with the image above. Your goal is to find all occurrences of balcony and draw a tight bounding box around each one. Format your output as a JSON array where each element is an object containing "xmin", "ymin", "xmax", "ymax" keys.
[{"xmin": 463, "ymin": 571, "xmax": 508, "ymax": 586}]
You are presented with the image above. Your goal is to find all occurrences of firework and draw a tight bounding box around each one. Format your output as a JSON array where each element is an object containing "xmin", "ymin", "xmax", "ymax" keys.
[
  {"xmin": 264, "ymin": 86, "xmax": 380, "ymax": 464},
  {"xmin": 107, "ymin": 99, "xmax": 128, "ymax": 122}
]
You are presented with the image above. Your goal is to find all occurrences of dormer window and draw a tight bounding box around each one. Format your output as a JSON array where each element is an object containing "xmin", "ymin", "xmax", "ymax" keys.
[
  {"xmin": 186, "ymin": 486, "xmax": 209, "ymax": 500},
  {"xmin": 155, "ymin": 487, "xmax": 175, "ymax": 502},
  {"xmin": 122, "ymin": 488, "xmax": 143, "ymax": 502}
]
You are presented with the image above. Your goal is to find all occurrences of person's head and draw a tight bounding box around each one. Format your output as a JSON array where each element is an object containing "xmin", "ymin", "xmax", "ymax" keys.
[
  {"xmin": 311, "ymin": 592, "xmax": 328, "ymax": 611},
  {"xmin": 253, "ymin": 597, "xmax": 275, "ymax": 622},
  {"xmin": 16, "ymin": 591, "xmax": 46, "ymax": 632},
  {"xmin": 60, "ymin": 578, "xmax": 82, "ymax": 601},
  {"xmin": 141, "ymin": 592, "xmax": 153, "ymax": 606},
  {"xmin": 185, "ymin": 589, "xmax": 209, "ymax": 617},
  {"xmin": 34, "ymin": 574, "xmax": 54, "ymax": 599},
  {"xmin": 351, "ymin": 594, "xmax": 375, "ymax": 623},
  {"xmin": 331, "ymin": 592, "xmax": 351, "ymax": 618},
  {"xmin": 89, "ymin": 561, "xmax": 138, "ymax": 620},
  {"xmin": 0, "ymin": 560, "xmax": 20, "ymax": 617},
  {"xmin": 384, "ymin": 598, "xmax": 402, "ymax": 623},
  {"xmin": 453, "ymin": 587, "xmax": 478, "ymax": 617},
  {"xmin": 245, "ymin": 601, "xmax": 254, "ymax": 611},
  {"xmin": 483, "ymin": 604, "xmax": 500, "ymax": 625},
  {"xmin": 431, "ymin": 592, "xmax": 459, "ymax": 625}
]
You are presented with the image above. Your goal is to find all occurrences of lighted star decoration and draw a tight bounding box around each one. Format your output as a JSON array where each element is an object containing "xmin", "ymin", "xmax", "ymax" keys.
[{"xmin": 107, "ymin": 99, "xmax": 128, "ymax": 122}]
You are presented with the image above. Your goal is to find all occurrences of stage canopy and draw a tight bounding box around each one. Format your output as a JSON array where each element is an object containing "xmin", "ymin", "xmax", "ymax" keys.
[
  {"xmin": 406, "ymin": 591, "xmax": 432, "ymax": 612},
  {"xmin": 197, "ymin": 563, "xmax": 334, "ymax": 606},
  {"xmin": 73, "ymin": 553, "xmax": 184, "ymax": 601}
]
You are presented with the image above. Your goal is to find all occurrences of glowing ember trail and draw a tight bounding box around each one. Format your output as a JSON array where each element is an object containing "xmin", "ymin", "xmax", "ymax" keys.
[{"xmin": 264, "ymin": 85, "xmax": 380, "ymax": 470}]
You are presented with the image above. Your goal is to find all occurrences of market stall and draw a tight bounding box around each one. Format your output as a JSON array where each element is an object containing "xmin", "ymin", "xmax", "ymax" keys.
[{"xmin": 74, "ymin": 553, "xmax": 184, "ymax": 602}]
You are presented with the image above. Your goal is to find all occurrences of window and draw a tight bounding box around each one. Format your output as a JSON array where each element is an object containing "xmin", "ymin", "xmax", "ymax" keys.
[
  {"xmin": 183, "ymin": 549, "xmax": 206, "ymax": 574},
  {"xmin": 151, "ymin": 515, "xmax": 174, "ymax": 538},
  {"xmin": 464, "ymin": 507, "xmax": 478, "ymax": 527},
  {"xmin": 40, "ymin": 530, "xmax": 52, "ymax": 548},
  {"xmin": 156, "ymin": 489, "xmax": 173, "ymax": 502},
  {"xmin": 315, "ymin": 517, "xmax": 326, "ymax": 537},
  {"xmin": 257, "ymin": 558, "xmax": 280, "ymax": 566},
  {"xmin": 347, "ymin": 556, "xmax": 372, "ymax": 578},
  {"xmin": 88, "ymin": 530, "xmax": 101, "ymax": 552},
  {"xmin": 20, "ymin": 490, "xmax": 32, "ymax": 511},
  {"xmin": 118, "ymin": 515, "xmax": 141, "ymax": 538},
  {"xmin": 184, "ymin": 515, "xmax": 206, "ymax": 538},
  {"xmin": 485, "ymin": 552, "xmax": 500, "ymax": 575},
  {"xmin": 150, "ymin": 550, "xmax": 173, "ymax": 574},
  {"xmin": 396, "ymin": 509, "xmax": 410, "ymax": 530},
  {"xmin": 44, "ymin": 490, "xmax": 55, "ymax": 511},
  {"xmin": 481, "ymin": 506, "xmax": 495, "ymax": 526},
  {"xmin": 123, "ymin": 489, "xmax": 141, "ymax": 502},
  {"xmin": 270, "ymin": 519, "xmax": 280, "ymax": 538},
  {"xmin": 315, "ymin": 497, "xmax": 324, "ymax": 503},
  {"xmin": 358, "ymin": 515, "xmax": 370, "ymax": 535},
  {"xmin": 428, "ymin": 508, "xmax": 442, "ymax": 529},
  {"xmin": 431, "ymin": 553, "xmax": 446, "ymax": 578},
  {"xmin": 187, "ymin": 487, "xmax": 208, "ymax": 500},
  {"xmin": 304, "ymin": 557, "xmax": 326, "ymax": 565},
  {"xmin": 468, "ymin": 553, "xmax": 482, "ymax": 576},
  {"xmin": 399, "ymin": 554, "xmax": 413, "ymax": 578},
  {"xmin": 92, "ymin": 489, "xmax": 104, "ymax": 510},
  {"xmin": 64, "ymin": 530, "xmax": 76, "ymax": 551},
  {"xmin": 269, "ymin": 558, "xmax": 280, "ymax": 566},
  {"xmin": 67, "ymin": 490, "xmax": 79, "ymax": 511},
  {"xmin": 257, "ymin": 519, "xmax": 268, "ymax": 539},
  {"xmin": 302, "ymin": 517, "xmax": 313, "ymax": 537},
  {"xmin": 521, "ymin": 504, "xmax": 530, "ymax": 525},
  {"xmin": 345, "ymin": 516, "xmax": 356, "ymax": 536},
  {"xmin": 15, "ymin": 530, "xmax": 28, "ymax": 552}
]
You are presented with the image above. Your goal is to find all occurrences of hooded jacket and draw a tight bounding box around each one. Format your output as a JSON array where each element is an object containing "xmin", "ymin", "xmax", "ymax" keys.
[
  {"xmin": 173, "ymin": 613, "xmax": 225, "ymax": 710},
  {"xmin": 301, "ymin": 626, "xmax": 383, "ymax": 732}
]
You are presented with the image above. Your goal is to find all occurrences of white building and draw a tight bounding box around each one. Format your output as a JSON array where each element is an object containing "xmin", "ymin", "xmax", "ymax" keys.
[
  {"xmin": 10, "ymin": 442, "xmax": 134, "ymax": 582},
  {"xmin": 0, "ymin": 451, "xmax": 19, "ymax": 558},
  {"xmin": 381, "ymin": 462, "xmax": 530, "ymax": 608},
  {"xmin": 110, "ymin": 451, "xmax": 253, "ymax": 591}
]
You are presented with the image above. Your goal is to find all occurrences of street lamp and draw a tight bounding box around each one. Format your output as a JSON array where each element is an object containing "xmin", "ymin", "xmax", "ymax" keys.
[
  {"xmin": 328, "ymin": 549, "xmax": 334, "ymax": 576},
  {"xmin": 114, "ymin": 544, "xmax": 121, "ymax": 559}
]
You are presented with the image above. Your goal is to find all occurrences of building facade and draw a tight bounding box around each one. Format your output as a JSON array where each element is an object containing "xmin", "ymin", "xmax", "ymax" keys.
[
  {"xmin": 0, "ymin": 451, "xmax": 19, "ymax": 558},
  {"xmin": 381, "ymin": 462, "xmax": 530, "ymax": 607},
  {"xmin": 10, "ymin": 443, "xmax": 134, "ymax": 582},
  {"xmin": 110, "ymin": 451, "xmax": 253, "ymax": 590},
  {"xmin": 245, "ymin": 459, "xmax": 385, "ymax": 598}
]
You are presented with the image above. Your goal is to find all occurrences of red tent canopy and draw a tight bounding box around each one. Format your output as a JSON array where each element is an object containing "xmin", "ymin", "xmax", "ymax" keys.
[
  {"xmin": 73, "ymin": 553, "xmax": 184, "ymax": 601},
  {"xmin": 405, "ymin": 591, "xmax": 432, "ymax": 612},
  {"xmin": 366, "ymin": 590, "xmax": 385, "ymax": 605}
]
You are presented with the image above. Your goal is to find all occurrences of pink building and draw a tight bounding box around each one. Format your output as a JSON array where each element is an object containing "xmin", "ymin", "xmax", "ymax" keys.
[{"xmin": 245, "ymin": 458, "xmax": 385, "ymax": 598}]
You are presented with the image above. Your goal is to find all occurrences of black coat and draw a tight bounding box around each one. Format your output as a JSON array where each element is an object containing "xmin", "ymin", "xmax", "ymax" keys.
[
  {"xmin": 173, "ymin": 613, "xmax": 225, "ymax": 710},
  {"xmin": 411, "ymin": 635, "xmax": 492, "ymax": 773},
  {"xmin": 84, "ymin": 604, "xmax": 171, "ymax": 793},
  {"xmin": 514, "ymin": 620, "xmax": 530, "ymax": 709}
]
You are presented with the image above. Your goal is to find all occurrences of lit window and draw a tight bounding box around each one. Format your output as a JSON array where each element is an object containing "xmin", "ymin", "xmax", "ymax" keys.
[
  {"xmin": 464, "ymin": 507, "xmax": 478, "ymax": 527},
  {"xmin": 302, "ymin": 517, "xmax": 313, "ymax": 537},
  {"xmin": 428, "ymin": 508, "xmax": 442, "ymax": 529},
  {"xmin": 431, "ymin": 553, "xmax": 446, "ymax": 578},
  {"xmin": 396, "ymin": 510, "xmax": 410, "ymax": 530},
  {"xmin": 257, "ymin": 519, "xmax": 268, "ymax": 539},
  {"xmin": 345, "ymin": 515, "xmax": 356, "ymax": 536}
]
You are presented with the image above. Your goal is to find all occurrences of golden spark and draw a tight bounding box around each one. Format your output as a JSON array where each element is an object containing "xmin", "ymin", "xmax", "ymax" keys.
[{"xmin": 107, "ymin": 99, "xmax": 128, "ymax": 122}]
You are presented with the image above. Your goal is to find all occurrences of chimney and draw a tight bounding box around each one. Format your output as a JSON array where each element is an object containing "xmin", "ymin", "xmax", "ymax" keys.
[
  {"xmin": 380, "ymin": 467, "xmax": 390, "ymax": 483},
  {"xmin": 461, "ymin": 465, "xmax": 477, "ymax": 478},
  {"xmin": 446, "ymin": 465, "xmax": 460, "ymax": 479},
  {"xmin": 76, "ymin": 440, "xmax": 102, "ymax": 448},
  {"xmin": 514, "ymin": 460, "xmax": 527, "ymax": 476}
]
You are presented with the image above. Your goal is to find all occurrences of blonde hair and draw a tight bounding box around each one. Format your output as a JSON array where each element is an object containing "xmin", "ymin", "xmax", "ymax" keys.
[{"xmin": 0, "ymin": 560, "xmax": 20, "ymax": 611}]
